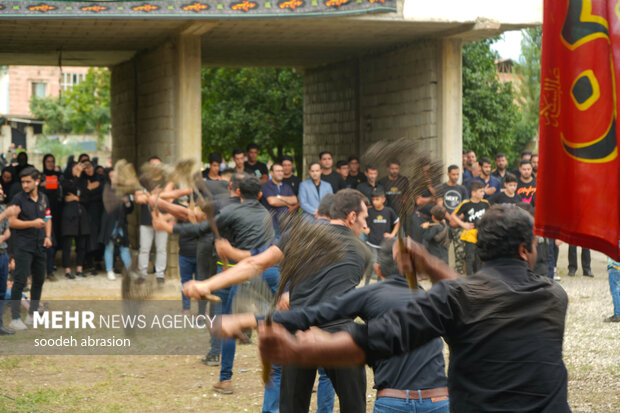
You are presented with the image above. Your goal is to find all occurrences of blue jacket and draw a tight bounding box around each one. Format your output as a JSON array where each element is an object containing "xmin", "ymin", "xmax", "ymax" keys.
[{"xmin": 298, "ymin": 179, "xmax": 333, "ymax": 219}]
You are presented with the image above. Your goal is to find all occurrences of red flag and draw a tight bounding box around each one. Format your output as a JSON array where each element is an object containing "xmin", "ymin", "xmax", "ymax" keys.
[{"xmin": 536, "ymin": 0, "xmax": 620, "ymax": 260}]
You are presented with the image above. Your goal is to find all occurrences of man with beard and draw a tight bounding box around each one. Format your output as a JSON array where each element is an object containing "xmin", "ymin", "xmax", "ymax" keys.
[
  {"xmin": 319, "ymin": 151, "xmax": 347, "ymax": 193},
  {"xmin": 378, "ymin": 160, "xmax": 409, "ymax": 215},
  {"xmin": 245, "ymin": 143, "xmax": 269, "ymax": 184},
  {"xmin": 516, "ymin": 160, "xmax": 537, "ymax": 205},
  {"xmin": 491, "ymin": 152, "xmax": 508, "ymax": 185},
  {"xmin": 281, "ymin": 156, "xmax": 301, "ymax": 196},
  {"xmin": 346, "ymin": 156, "xmax": 366, "ymax": 189},
  {"xmin": 259, "ymin": 205, "xmax": 571, "ymax": 413},
  {"xmin": 183, "ymin": 189, "xmax": 371, "ymax": 412},
  {"xmin": 8, "ymin": 167, "xmax": 52, "ymax": 330},
  {"xmin": 471, "ymin": 157, "xmax": 501, "ymax": 200}
]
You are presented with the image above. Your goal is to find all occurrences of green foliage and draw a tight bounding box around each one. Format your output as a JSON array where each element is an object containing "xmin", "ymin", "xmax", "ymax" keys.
[
  {"xmin": 33, "ymin": 136, "xmax": 83, "ymax": 166},
  {"xmin": 514, "ymin": 27, "xmax": 542, "ymax": 152},
  {"xmin": 201, "ymin": 68, "xmax": 303, "ymax": 164},
  {"xmin": 30, "ymin": 68, "xmax": 110, "ymax": 141},
  {"xmin": 462, "ymin": 38, "xmax": 520, "ymax": 163}
]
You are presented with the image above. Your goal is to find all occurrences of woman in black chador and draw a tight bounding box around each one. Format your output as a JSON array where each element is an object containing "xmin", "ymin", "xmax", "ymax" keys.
[{"xmin": 59, "ymin": 160, "xmax": 90, "ymax": 279}]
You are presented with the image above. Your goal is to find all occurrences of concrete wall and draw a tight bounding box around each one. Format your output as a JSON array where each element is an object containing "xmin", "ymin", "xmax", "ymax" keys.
[{"xmin": 303, "ymin": 39, "xmax": 461, "ymax": 177}]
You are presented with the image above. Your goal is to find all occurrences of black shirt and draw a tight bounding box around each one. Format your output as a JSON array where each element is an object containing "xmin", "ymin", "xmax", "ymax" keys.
[
  {"xmin": 273, "ymin": 275, "xmax": 447, "ymax": 391},
  {"xmin": 321, "ymin": 171, "xmax": 347, "ymax": 193},
  {"xmin": 244, "ymin": 161, "xmax": 268, "ymax": 180},
  {"xmin": 454, "ymin": 199, "xmax": 490, "ymax": 227},
  {"xmin": 489, "ymin": 191, "xmax": 519, "ymax": 205},
  {"xmin": 350, "ymin": 259, "xmax": 570, "ymax": 413},
  {"xmin": 282, "ymin": 175, "xmax": 302, "ymax": 196},
  {"xmin": 517, "ymin": 177, "xmax": 537, "ymax": 204},
  {"xmin": 277, "ymin": 224, "xmax": 366, "ymax": 332},
  {"xmin": 345, "ymin": 172, "xmax": 367, "ymax": 189},
  {"xmin": 378, "ymin": 175, "xmax": 409, "ymax": 215},
  {"xmin": 174, "ymin": 198, "xmax": 273, "ymax": 259},
  {"xmin": 357, "ymin": 182, "xmax": 386, "ymax": 205},
  {"xmin": 10, "ymin": 191, "xmax": 49, "ymax": 253},
  {"xmin": 440, "ymin": 183, "xmax": 468, "ymax": 214},
  {"xmin": 366, "ymin": 206, "xmax": 398, "ymax": 248}
]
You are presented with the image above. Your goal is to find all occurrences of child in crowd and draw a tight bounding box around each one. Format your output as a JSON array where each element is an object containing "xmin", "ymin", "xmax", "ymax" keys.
[
  {"xmin": 489, "ymin": 173, "xmax": 519, "ymax": 205},
  {"xmin": 453, "ymin": 180, "xmax": 490, "ymax": 275},
  {"xmin": 364, "ymin": 188, "xmax": 399, "ymax": 284},
  {"xmin": 421, "ymin": 205, "xmax": 450, "ymax": 264}
]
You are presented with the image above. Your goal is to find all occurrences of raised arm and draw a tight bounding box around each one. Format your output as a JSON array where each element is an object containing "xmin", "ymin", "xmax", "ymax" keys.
[{"xmin": 182, "ymin": 244, "xmax": 284, "ymax": 299}]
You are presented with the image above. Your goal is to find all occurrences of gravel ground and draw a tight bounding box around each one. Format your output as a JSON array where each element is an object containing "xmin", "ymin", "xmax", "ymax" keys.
[{"xmin": 0, "ymin": 244, "xmax": 618, "ymax": 412}]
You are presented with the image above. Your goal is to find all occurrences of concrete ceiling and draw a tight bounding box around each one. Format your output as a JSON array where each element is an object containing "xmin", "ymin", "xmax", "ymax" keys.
[{"xmin": 0, "ymin": 16, "xmax": 524, "ymax": 68}]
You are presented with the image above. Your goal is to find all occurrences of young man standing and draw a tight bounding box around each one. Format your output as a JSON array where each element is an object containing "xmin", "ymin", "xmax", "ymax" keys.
[
  {"xmin": 440, "ymin": 165, "xmax": 468, "ymax": 273},
  {"xmin": 462, "ymin": 149, "xmax": 476, "ymax": 182},
  {"xmin": 364, "ymin": 188, "xmax": 399, "ymax": 284},
  {"xmin": 280, "ymin": 155, "xmax": 301, "ymax": 196},
  {"xmin": 8, "ymin": 167, "xmax": 52, "ymax": 330},
  {"xmin": 232, "ymin": 149, "xmax": 248, "ymax": 174},
  {"xmin": 319, "ymin": 151, "xmax": 346, "ymax": 193},
  {"xmin": 489, "ymin": 173, "xmax": 519, "ymax": 205},
  {"xmin": 336, "ymin": 160, "xmax": 350, "ymax": 188},
  {"xmin": 260, "ymin": 163, "xmax": 298, "ymax": 233},
  {"xmin": 357, "ymin": 165, "xmax": 385, "ymax": 205},
  {"xmin": 378, "ymin": 160, "xmax": 409, "ymax": 215},
  {"xmin": 244, "ymin": 143, "xmax": 268, "ymax": 184},
  {"xmin": 472, "ymin": 157, "xmax": 501, "ymax": 199},
  {"xmin": 491, "ymin": 152, "xmax": 508, "ymax": 184},
  {"xmin": 346, "ymin": 155, "xmax": 366, "ymax": 189},
  {"xmin": 453, "ymin": 180, "xmax": 490, "ymax": 275},
  {"xmin": 516, "ymin": 160, "xmax": 537, "ymax": 204}
]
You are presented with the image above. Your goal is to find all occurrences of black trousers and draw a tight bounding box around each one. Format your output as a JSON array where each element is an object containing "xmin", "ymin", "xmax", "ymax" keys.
[
  {"xmin": 62, "ymin": 235, "xmax": 87, "ymax": 269},
  {"xmin": 280, "ymin": 365, "xmax": 366, "ymax": 413},
  {"xmin": 465, "ymin": 241, "xmax": 481, "ymax": 276},
  {"xmin": 11, "ymin": 248, "xmax": 46, "ymax": 319},
  {"xmin": 568, "ymin": 245, "xmax": 591, "ymax": 273}
]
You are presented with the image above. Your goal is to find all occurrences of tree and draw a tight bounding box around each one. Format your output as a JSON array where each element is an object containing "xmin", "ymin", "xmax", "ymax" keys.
[
  {"xmin": 30, "ymin": 68, "xmax": 111, "ymax": 144},
  {"xmin": 514, "ymin": 27, "xmax": 542, "ymax": 152},
  {"xmin": 201, "ymin": 68, "xmax": 303, "ymax": 165},
  {"xmin": 462, "ymin": 38, "xmax": 520, "ymax": 162}
]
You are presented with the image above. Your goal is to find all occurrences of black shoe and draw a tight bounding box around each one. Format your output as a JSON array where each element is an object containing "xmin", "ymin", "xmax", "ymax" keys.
[
  {"xmin": 0, "ymin": 326, "xmax": 15, "ymax": 335},
  {"xmin": 90, "ymin": 270, "xmax": 98, "ymax": 276},
  {"xmin": 46, "ymin": 273, "xmax": 58, "ymax": 282},
  {"xmin": 583, "ymin": 271, "xmax": 594, "ymax": 277},
  {"xmin": 201, "ymin": 354, "xmax": 220, "ymax": 366},
  {"xmin": 157, "ymin": 277, "xmax": 165, "ymax": 285},
  {"xmin": 76, "ymin": 271, "xmax": 86, "ymax": 278},
  {"xmin": 114, "ymin": 268, "xmax": 122, "ymax": 274},
  {"xmin": 567, "ymin": 271, "xmax": 576, "ymax": 277},
  {"xmin": 604, "ymin": 315, "xmax": 620, "ymax": 323},
  {"xmin": 65, "ymin": 272, "xmax": 76, "ymax": 280}
]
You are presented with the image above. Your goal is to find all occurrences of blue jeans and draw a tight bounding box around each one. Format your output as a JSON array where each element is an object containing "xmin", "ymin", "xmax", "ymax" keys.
[
  {"xmin": 317, "ymin": 368, "xmax": 335, "ymax": 413},
  {"xmin": 179, "ymin": 255, "xmax": 198, "ymax": 311},
  {"xmin": 262, "ymin": 363, "xmax": 281, "ymax": 413},
  {"xmin": 104, "ymin": 226, "xmax": 131, "ymax": 272},
  {"xmin": 609, "ymin": 267, "xmax": 620, "ymax": 317},
  {"xmin": 219, "ymin": 265, "xmax": 281, "ymax": 383},
  {"xmin": 373, "ymin": 396, "xmax": 450, "ymax": 413}
]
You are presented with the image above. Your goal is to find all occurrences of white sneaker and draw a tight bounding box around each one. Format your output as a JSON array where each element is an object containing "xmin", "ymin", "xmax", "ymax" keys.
[
  {"xmin": 25, "ymin": 314, "xmax": 33, "ymax": 325},
  {"xmin": 554, "ymin": 275, "xmax": 562, "ymax": 281},
  {"xmin": 8, "ymin": 318, "xmax": 27, "ymax": 330},
  {"xmin": 107, "ymin": 271, "xmax": 116, "ymax": 281}
]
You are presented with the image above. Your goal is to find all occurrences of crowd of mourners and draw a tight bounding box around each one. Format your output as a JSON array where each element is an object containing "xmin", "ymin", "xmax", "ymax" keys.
[{"xmin": 0, "ymin": 140, "xmax": 618, "ymax": 413}]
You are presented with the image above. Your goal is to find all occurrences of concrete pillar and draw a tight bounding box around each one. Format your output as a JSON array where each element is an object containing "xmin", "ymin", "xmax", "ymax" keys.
[
  {"xmin": 436, "ymin": 38, "xmax": 463, "ymax": 173},
  {"xmin": 110, "ymin": 31, "xmax": 204, "ymax": 279},
  {"xmin": 174, "ymin": 34, "xmax": 202, "ymax": 162}
]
